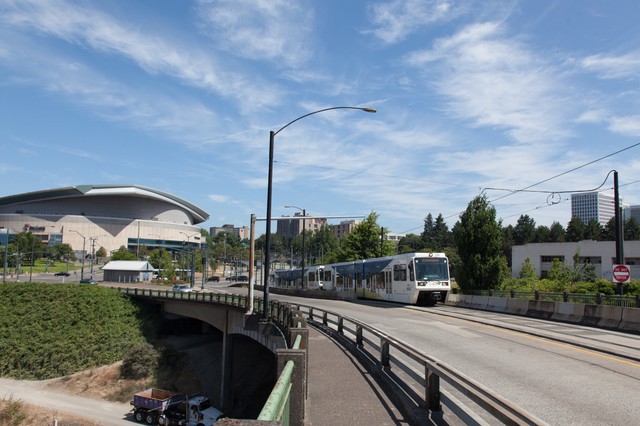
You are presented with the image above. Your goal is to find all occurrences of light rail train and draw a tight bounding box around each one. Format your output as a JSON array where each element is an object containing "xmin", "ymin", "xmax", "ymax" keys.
[{"xmin": 272, "ymin": 252, "xmax": 450, "ymax": 305}]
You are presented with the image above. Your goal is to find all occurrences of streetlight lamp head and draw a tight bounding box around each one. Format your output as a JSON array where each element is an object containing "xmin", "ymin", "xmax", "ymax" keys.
[{"xmin": 362, "ymin": 107, "xmax": 377, "ymax": 113}]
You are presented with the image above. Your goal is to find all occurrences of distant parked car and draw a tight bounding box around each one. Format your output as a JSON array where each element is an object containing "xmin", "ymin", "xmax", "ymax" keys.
[
  {"xmin": 207, "ymin": 276, "xmax": 220, "ymax": 282},
  {"xmin": 232, "ymin": 275, "xmax": 248, "ymax": 282},
  {"xmin": 54, "ymin": 271, "xmax": 70, "ymax": 277},
  {"xmin": 79, "ymin": 278, "xmax": 97, "ymax": 284},
  {"xmin": 172, "ymin": 284, "xmax": 192, "ymax": 292}
]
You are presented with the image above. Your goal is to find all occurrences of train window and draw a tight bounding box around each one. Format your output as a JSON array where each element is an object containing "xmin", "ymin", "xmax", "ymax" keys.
[
  {"xmin": 408, "ymin": 263, "xmax": 414, "ymax": 281},
  {"xmin": 393, "ymin": 267, "xmax": 407, "ymax": 281}
]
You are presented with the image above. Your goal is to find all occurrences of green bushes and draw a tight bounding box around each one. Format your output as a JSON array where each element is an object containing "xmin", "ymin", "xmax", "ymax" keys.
[
  {"xmin": 120, "ymin": 343, "xmax": 159, "ymax": 379},
  {"xmin": 0, "ymin": 282, "xmax": 148, "ymax": 380}
]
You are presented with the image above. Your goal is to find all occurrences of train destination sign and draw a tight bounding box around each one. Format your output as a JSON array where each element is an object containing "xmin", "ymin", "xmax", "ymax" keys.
[{"xmin": 612, "ymin": 264, "xmax": 631, "ymax": 283}]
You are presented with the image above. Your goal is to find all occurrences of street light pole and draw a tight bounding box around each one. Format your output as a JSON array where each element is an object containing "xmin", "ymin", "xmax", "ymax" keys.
[
  {"xmin": 263, "ymin": 106, "xmax": 376, "ymax": 322},
  {"xmin": 179, "ymin": 231, "xmax": 200, "ymax": 288},
  {"xmin": 285, "ymin": 205, "xmax": 306, "ymax": 290},
  {"xmin": 70, "ymin": 230, "xmax": 86, "ymax": 280}
]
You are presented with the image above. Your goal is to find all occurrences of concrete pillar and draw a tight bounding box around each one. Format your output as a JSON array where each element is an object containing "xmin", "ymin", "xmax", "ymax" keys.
[
  {"xmin": 276, "ymin": 349, "xmax": 306, "ymax": 425},
  {"xmin": 220, "ymin": 309, "xmax": 233, "ymax": 410}
]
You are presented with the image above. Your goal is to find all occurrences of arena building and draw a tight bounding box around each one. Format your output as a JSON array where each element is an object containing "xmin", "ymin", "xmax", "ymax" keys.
[{"xmin": 0, "ymin": 184, "xmax": 208, "ymax": 258}]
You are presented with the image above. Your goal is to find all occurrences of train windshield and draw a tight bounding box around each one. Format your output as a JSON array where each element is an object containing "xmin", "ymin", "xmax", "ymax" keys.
[{"xmin": 414, "ymin": 257, "xmax": 449, "ymax": 281}]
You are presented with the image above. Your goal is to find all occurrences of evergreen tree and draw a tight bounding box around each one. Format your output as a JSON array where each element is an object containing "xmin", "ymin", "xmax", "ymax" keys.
[
  {"xmin": 422, "ymin": 213, "xmax": 451, "ymax": 250},
  {"xmin": 548, "ymin": 221, "xmax": 566, "ymax": 242},
  {"xmin": 452, "ymin": 195, "xmax": 506, "ymax": 290},
  {"xmin": 625, "ymin": 217, "xmax": 640, "ymax": 240},
  {"xmin": 534, "ymin": 225, "xmax": 550, "ymax": 243},
  {"xmin": 584, "ymin": 218, "xmax": 602, "ymax": 241},
  {"xmin": 565, "ymin": 216, "xmax": 586, "ymax": 242},
  {"xmin": 602, "ymin": 217, "xmax": 616, "ymax": 241},
  {"xmin": 513, "ymin": 214, "xmax": 536, "ymax": 245},
  {"xmin": 432, "ymin": 214, "xmax": 451, "ymax": 249}
]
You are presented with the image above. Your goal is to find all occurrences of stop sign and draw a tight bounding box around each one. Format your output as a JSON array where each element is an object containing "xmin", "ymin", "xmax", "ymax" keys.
[{"xmin": 612, "ymin": 264, "xmax": 631, "ymax": 283}]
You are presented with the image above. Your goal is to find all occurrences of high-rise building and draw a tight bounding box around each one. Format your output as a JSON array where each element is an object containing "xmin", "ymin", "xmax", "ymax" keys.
[
  {"xmin": 570, "ymin": 192, "xmax": 616, "ymax": 225},
  {"xmin": 210, "ymin": 224, "xmax": 249, "ymax": 240},
  {"xmin": 276, "ymin": 213, "xmax": 327, "ymax": 238},
  {"xmin": 332, "ymin": 220, "xmax": 361, "ymax": 239}
]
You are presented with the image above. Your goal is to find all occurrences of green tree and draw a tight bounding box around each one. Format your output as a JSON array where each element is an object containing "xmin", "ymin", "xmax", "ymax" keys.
[
  {"xmin": 602, "ymin": 217, "xmax": 616, "ymax": 241},
  {"xmin": 548, "ymin": 221, "xmax": 566, "ymax": 242},
  {"xmin": 334, "ymin": 212, "xmax": 394, "ymax": 262},
  {"xmin": 502, "ymin": 225, "xmax": 514, "ymax": 268},
  {"xmin": 519, "ymin": 258, "xmax": 537, "ymax": 279},
  {"xmin": 565, "ymin": 216, "xmax": 585, "ymax": 242},
  {"xmin": 397, "ymin": 234, "xmax": 423, "ymax": 254},
  {"xmin": 452, "ymin": 195, "xmax": 506, "ymax": 290},
  {"xmin": 534, "ymin": 225, "xmax": 550, "ymax": 243},
  {"xmin": 513, "ymin": 214, "xmax": 536, "ymax": 245},
  {"xmin": 422, "ymin": 213, "xmax": 451, "ymax": 250},
  {"xmin": 95, "ymin": 246, "xmax": 107, "ymax": 263},
  {"xmin": 584, "ymin": 218, "xmax": 602, "ymax": 241},
  {"xmin": 111, "ymin": 245, "xmax": 137, "ymax": 261},
  {"xmin": 309, "ymin": 225, "xmax": 340, "ymax": 264},
  {"xmin": 49, "ymin": 243, "xmax": 76, "ymax": 262},
  {"xmin": 625, "ymin": 216, "xmax": 640, "ymax": 240}
]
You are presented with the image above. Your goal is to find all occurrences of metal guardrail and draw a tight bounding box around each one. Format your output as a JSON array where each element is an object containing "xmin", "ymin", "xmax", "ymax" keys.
[
  {"xmin": 293, "ymin": 303, "xmax": 545, "ymax": 425},
  {"xmin": 465, "ymin": 289, "xmax": 640, "ymax": 308}
]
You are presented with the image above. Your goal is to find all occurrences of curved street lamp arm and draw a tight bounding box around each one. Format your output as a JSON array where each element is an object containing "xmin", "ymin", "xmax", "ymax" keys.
[{"xmin": 273, "ymin": 106, "xmax": 376, "ymax": 136}]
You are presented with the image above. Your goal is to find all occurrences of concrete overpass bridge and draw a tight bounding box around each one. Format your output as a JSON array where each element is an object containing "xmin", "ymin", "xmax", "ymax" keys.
[{"xmin": 116, "ymin": 287, "xmax": 545, "ymax": 425}]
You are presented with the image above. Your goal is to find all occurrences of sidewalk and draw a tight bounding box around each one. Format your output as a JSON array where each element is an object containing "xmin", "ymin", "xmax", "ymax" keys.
[{"xmin": 304, "ymin": 326, "xmax": 408, "ymax": 425}]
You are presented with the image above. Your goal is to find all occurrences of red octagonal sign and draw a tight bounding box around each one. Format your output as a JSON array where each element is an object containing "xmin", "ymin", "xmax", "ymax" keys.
[{"xmin": 612, "ymin": 264, "xmax": 631, "ymax": 283}]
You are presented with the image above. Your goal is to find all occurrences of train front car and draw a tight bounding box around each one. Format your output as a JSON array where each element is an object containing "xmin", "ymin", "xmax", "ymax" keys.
[{"xmin": 411, "ymin": 253, "xmax": 450, "ymax": 305}]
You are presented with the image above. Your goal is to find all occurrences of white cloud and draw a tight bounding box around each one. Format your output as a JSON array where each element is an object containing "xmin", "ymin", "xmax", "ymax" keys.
[
  {"xmin": 609, "ymin": 115, "xmax": 640, "ymax": 137},
  {"xmin": 581, "ymin": 51, "xmax": 640, "ymax": 80},
  {"xmin": 208, "ymin": 194, "xmax": 233, "ymax": 203},
  {"xmin": 405, "ymin": 21, "xmax": 574, "ymax": 143},
  {"xmin": 366, "ymin": 0, "xmax": 463, "ymax": 44},
  {"xmin": 195, "ymin": 0, "xmax": 314, "ymax": 68},
  {"xmin": 0, "ymin": 0, "xmax": 281, "ymax": 110}
]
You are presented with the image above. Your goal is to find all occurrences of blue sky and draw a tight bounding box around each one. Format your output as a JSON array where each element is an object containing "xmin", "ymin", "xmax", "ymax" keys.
[{"xmin": 2, "ymin": 1, "xmax": 640, "ymax": 236}]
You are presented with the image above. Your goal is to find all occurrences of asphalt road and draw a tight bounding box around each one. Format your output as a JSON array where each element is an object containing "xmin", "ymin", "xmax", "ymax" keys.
[{"xmin": 257, "ymin": 291, "xmax": 640, "ymax": 425}]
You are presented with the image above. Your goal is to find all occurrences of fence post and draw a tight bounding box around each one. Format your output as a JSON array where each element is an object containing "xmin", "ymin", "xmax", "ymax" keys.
[
  {"xmin": 356, "ymin": 325, "xmax": 363, "ymax": 348},
  {"xmin": 338, "ymin": 317, "xmax": 344, "ymax": 335},
  {"xmin": 425, "ymin": 365, "xmax": 441, "ymax": 412},
  {"xmin": 597, "ymin": 293, "xmax": 603, "ymax": 305},
  {"xmin": 381, "ymin": 338, "xmax": 390, "ymax": 367}
]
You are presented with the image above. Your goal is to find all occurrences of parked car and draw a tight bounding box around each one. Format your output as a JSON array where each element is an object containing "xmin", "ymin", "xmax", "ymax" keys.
[
  {"xmin": 54, "ymin": 271, "xmax": 70, "ymax": 277},
  {"xmin": 207, "ymin": 276, "xmax": 220, "ymax": 282},
  {"xmin": 79, "ymin": 278, "xmax": 98, "ymax": 284},
  {"xmin": 172, "ymin": 284, "xmax": 192, "ymax": 292},
  {"xmin": 229, "ymin": 275, "xmax": 248, "ymax": 282}
]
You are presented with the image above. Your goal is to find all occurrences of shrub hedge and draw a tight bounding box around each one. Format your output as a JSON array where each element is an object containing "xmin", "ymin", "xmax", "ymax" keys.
[{"xmin": 0, "ymin": 282, "xmax": 148, "ymax": 380}]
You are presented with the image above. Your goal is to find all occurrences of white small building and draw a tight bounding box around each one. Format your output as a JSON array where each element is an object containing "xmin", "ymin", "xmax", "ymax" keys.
[
  {"xmin": 103, "ymin": 260, "xmax": 156, "ymax": 283},
  {"xmin": 512, "ymin": 240, "xmax": 640, "ymax": 281}
]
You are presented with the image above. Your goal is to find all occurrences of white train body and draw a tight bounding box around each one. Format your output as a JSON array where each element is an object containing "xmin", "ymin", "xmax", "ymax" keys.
[{"xmin": 273, "ymin": 252, "xmax": 450, "ymax": 305}]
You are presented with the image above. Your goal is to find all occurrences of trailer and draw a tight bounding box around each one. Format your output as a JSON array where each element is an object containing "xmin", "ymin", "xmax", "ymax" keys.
[{"xmin": 131, "ymin": 388, "xmax": 223, "ymax": 425}]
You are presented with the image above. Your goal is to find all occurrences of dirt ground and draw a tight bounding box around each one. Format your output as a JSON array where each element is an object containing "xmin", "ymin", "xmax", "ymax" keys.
[{"xmin": 0, "ymin": 336, "xmax": 221, "ymax": 425}]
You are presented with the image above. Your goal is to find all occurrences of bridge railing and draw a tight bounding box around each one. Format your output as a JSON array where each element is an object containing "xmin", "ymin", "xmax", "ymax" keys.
[
  {"xmin": 293, "ymin": 303, "xmax": 545, "ymax": 426},
  {"xmin": 462, "ymin": 289, "xmax": 640, "ymax": 308}
]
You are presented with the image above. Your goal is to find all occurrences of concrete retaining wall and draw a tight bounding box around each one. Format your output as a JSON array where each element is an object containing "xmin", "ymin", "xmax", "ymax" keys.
[
  {"xmin": 620, "ymin": 308, "xmax": 640, "ymax": 333},
  {"xmin": 447, "ymin": 294, "xmax": 639, "ymax": 333}
]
